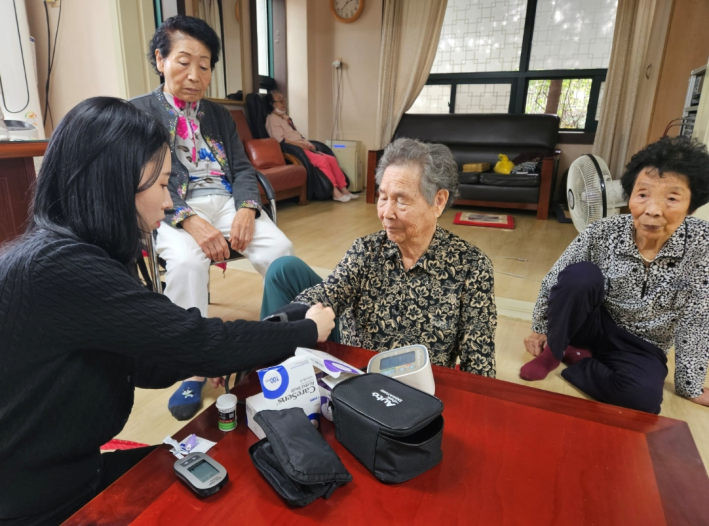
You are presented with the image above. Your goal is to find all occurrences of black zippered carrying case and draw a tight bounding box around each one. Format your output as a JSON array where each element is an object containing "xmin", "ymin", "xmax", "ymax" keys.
[{"xmin": 331, "ymin": 373, "xmax": 444, "ymax": 483}]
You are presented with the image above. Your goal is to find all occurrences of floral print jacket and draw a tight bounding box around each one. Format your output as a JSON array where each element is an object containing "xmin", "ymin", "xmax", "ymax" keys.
[
  {"xmin": 131, "ymin": 86, "xmax": 261, "ymax": 226},
  {"xmin": 295, "ymin": 226, "xmax": 497, "ymax": 377}
]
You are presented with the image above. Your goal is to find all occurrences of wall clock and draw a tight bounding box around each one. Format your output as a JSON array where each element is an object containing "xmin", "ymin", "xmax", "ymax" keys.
[{"xmin": 330, "ymin": 0, "xmax": 364, "ymax": 24}]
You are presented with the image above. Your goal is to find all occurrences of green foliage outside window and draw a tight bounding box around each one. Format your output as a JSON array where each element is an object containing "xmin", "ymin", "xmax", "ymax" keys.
[{"xmin": 526, "ymin": 78, "xmax": 593, "ymax": 129}]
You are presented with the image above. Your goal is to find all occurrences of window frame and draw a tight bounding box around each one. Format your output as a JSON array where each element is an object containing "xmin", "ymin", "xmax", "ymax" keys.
[
  {"xmin": 251, "ymin": 0, "xmax": 276, "ymax": 92},
  {"xmin": 422, "ymin": 0, "xmax": 610, "ymax": 132}
]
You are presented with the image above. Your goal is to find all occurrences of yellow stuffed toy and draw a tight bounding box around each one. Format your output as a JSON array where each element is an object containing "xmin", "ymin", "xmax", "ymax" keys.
[{"xmin": 493, "ymin": 154, "xmax": 514, "ymax": 174}]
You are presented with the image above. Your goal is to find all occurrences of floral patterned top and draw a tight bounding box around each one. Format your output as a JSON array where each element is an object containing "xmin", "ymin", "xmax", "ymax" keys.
[
  {"xmin": 295, "ymin": 226, "xmax": 497, "ymax": 377},
  {"xmin": 532, "ymin": 214, "xmax": 709, "ymax": 398},
  {"xmin": 165, "ymin": 93, "xmax": 231, "ymax": 198},
  {"xmin": 130, "ymin": 87, "xmax": 262, "ymax": 227}
]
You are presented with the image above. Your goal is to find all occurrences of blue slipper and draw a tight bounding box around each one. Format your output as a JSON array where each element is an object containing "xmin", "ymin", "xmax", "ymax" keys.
[{"xmin": 168, "ymin": 379, "xmax": 207, "ymax": 421}]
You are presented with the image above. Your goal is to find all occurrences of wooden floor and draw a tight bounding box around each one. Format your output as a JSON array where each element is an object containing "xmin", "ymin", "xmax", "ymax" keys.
[{"xmin": 118, "ymin": 197, "xmax": 709, "ymax": 469}]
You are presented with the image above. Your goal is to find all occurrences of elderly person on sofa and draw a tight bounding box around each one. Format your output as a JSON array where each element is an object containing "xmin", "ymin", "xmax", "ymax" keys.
[
  {"xmin": 521, "ymin": 136, "xmax": 709, "ymax": 413},
  {"xmin": 131, "ymin": 15, "xmax": 294, "ymax": 420},
  {"xmin": 261, "ymin": 138, "xmax": 496, "ymax": 377}
]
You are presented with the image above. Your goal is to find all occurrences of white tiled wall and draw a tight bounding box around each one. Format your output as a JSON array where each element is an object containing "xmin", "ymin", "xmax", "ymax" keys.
[
  {"xmin": 455, "ymin": 84, "xmax": 512, "ymax": 113},
  {"xmin": 529, "ymin": 0, "xmax": 618, "ymax": 70},
  {"xmin": 430, "ymin": 0, "xmax": 528, "ymax": 74},
  {"xmin": 408, "ymin": 85, "xmax": 451, "ymax": 114}
]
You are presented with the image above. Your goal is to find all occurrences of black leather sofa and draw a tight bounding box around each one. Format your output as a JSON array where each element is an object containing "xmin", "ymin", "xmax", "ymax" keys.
[{"xmin": 366, "ymin": 113, "xmax": 560, "ymax": 219}]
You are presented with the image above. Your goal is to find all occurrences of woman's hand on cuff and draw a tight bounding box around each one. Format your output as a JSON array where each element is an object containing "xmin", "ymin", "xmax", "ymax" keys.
[{"xmin": 305, "ymin": 303, "xmax": 335, "ymax": 342}]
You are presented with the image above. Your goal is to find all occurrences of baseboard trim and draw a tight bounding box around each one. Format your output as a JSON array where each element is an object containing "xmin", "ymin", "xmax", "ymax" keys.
[{"xmin": 495, "ymin": 297, "xmax": 535, "ymax": 321}]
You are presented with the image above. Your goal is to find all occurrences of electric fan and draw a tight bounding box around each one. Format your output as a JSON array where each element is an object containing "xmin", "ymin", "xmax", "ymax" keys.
[{"xmin": 566, "ymin": 154, "xmax": 627, "ymax": 233}]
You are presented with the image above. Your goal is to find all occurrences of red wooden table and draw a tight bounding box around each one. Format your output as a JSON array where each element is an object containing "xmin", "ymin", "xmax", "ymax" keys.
[{"xmin": 66, "ymin": 343, "xmax": 709, "ymax": 526}]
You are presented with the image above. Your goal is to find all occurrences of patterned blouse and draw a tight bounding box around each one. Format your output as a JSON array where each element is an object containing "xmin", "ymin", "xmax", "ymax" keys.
[
  {"xmin": 295, "ymin": 226, "xmax": 497, "ymax": 377},
  {"xmin": 165, "ymin": 93, "xmax": 232, "ymax": 199},
  {"xmin": 532, "ymin": 214, "xmax": 709, "ymax": 398}
]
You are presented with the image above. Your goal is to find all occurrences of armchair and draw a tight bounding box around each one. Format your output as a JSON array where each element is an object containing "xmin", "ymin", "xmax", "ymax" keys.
[{"xmin": 231, "ymin": 109, "xmax": 308, "ymax": 205}]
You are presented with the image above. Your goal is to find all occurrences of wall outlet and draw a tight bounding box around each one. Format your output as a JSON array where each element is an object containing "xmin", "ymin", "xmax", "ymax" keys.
[{"xmin": 332, "ymin": 59, "xmax": 342, "ymax": 69}]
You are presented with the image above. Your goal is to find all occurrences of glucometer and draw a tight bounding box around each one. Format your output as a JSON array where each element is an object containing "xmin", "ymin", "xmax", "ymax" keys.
[
  {"xmin": 367, "ymin": 344, "xmax": 436, "ymax": 395},
  {"xmin": 174, "ymin": 452, "xmax": 228, "ymax": 497}
]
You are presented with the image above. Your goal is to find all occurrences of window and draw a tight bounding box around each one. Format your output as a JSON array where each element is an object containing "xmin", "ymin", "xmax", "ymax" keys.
[
  {"xmin": 410, "ymin": 0, "xmax": 618, "ymax": 132},
  {"xmin": 408, "ymin": 85, "xmax": 452, "ymax": 114},
  {"xmin": 254, "ymin": 0, "xmax": 275, "ymax": 91}
]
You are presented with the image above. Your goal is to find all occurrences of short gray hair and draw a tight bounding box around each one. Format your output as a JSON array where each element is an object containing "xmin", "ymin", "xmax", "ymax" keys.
[{"xmin": 375, "ymin": 138, "xmax": 459, "ymax": 208}]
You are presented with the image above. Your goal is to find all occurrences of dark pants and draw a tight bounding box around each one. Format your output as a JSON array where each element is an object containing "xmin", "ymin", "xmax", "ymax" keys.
[
  {"xmin": 261, "ymin": 256, "xmax": 340, "ymax": 342},
  {"xmin": 3, "ymin": 446, "xmax": 157, "ymax": 526},
  {"xmin": 548, "ymin": 262, "xmax": 668, "ymax": 414}
]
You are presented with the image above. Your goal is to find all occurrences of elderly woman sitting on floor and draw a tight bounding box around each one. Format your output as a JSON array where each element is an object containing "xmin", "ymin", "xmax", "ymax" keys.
[
  {"xmin": 521, "ymin": 136, "xmax": 709, "ymax": 413},
  {"xmin": 261, "ymin": 138, "xmax": 496, "ymax": 377}
]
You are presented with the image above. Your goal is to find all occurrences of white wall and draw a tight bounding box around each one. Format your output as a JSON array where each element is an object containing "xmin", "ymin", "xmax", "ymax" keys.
[
  {"xmin": 25, "ymin": 0, "xmax": 124, "ymax": 135},
  {"xmin": 222, "ymin": 0, "xmax": 243, "ymax": 94},
  {"xmin": 285, "ymin": 0, "xmax": 312, "ymax": 136},
  {"xmin": 286, "ymin": 0, "xmax": 382, "ymax": 153}
]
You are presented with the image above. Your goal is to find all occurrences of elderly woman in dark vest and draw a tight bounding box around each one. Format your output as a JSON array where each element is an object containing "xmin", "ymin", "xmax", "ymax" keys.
[
  {"xmin": 132, "ymin": 16, "xmax": 294, "ymax": 420},
  {"xmin": 522, "ymin": 136, "xmax": 709, "ymax": 413}
]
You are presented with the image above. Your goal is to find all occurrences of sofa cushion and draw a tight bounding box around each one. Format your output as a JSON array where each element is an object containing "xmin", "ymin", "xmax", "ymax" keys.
[
  {"xmin": 449, "ymin": 146, "xmax": 553, "ymax": 168},
  {"xmin": 479, "ymin": 172, "xmax": 540, "ymax": 187},
  {"xmin": 458, "ymin": 172, "xmax": 481, "ymax": 184},
  {"xmin": 457, "ymin": 184, "xmax": 539, "ymax": 204},
  {"xmin": 512, "ymin": 151, "xmax": 546, "ymax": 164},
  {"xmin": 244, "ymin": 138, "xmax": 286, "ymax": 170},
  {"xmin": 259, "ymin": 164, "xmax": 307, "ymax": 194},
  {"xmin": 394, "ymin": 113, "xmax": 559, "ymax": 150},
  {"xmin": 511, "ymin": 161, "xmax": 540, "ymax": 174}
]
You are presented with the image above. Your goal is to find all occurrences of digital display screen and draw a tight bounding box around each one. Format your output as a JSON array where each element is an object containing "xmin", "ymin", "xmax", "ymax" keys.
[
  {"xmin": 380, "ymin": 350, "xmax": 416, "ymax": 371},
  {"xmin": 188, "ymin": 460, "xmax": 219, "ymax": 483}
]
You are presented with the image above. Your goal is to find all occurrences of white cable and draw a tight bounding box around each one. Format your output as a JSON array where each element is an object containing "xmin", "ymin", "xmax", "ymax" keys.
[{"xmin": 331, "ymin": 62, "xmax": 343, "ymax": 141}]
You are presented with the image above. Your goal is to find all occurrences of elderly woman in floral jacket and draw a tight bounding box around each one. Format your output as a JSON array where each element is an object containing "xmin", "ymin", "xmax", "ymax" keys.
[
  {"xmin": 131, "ymin": 15, "xmax": 293, "ymax": 420},
  {"xmin": 261, "ymin": 138, "xmax": 497, "ymax": 378}
]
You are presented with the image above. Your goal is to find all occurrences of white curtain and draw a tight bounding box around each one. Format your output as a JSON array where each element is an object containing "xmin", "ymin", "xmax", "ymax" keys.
[
  {"xmin": 375, "ymin": 0, "xmax": 448, "ymax": 149},
  {"xmin": 592, "ymin": 0, "xmax": 656, "ymax": 177},
  {"xmin": 198, "ymin": 0, "xmax": 227, "ymax": 99}
]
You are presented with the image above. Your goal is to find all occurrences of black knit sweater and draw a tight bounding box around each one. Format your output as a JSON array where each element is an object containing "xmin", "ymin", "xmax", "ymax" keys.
[{"xmin": 0, "ymin": 231, "xmax": 317, "ymax": 520}]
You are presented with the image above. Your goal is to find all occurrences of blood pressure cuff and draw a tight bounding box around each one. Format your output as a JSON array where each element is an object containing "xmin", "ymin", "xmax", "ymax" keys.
[
  {"xmin": 248, "ymin": 408, "xmax": 352, "ymax": 507},
  {"xmin": 331, "ymin": 373, "xmax": 444, "ymax": 484},
  {"xmin": 262, "ymin": 302, "xmax": 310, "ymax": 322}
]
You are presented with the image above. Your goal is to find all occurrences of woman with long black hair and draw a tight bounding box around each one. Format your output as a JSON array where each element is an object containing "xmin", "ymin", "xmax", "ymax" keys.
[{"xmin": 0, "ymin": 97, "xmax": 334, "ymax": 526}]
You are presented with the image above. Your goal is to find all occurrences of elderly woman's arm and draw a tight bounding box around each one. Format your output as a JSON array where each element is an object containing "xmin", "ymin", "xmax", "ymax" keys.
[
  {"xmin": 293, "ymin": 238, "xmax": 367, "ymax": 315},
  {"xmin": 457, "ymin": 251, "xmax": 497, "ymax": 377},
  {"xmin": 674, "ymin": 287, "xmax": 709, "ymax": 406}
]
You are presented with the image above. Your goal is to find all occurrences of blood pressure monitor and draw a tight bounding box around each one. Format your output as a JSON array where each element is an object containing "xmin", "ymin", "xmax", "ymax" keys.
[
  {"xmin": 367, "ymin": 344, "xmax": 436, "ymax": 395},
  {"xmin": 174, "ymin": 452, "xmax": 228, "ymax": 497}
]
